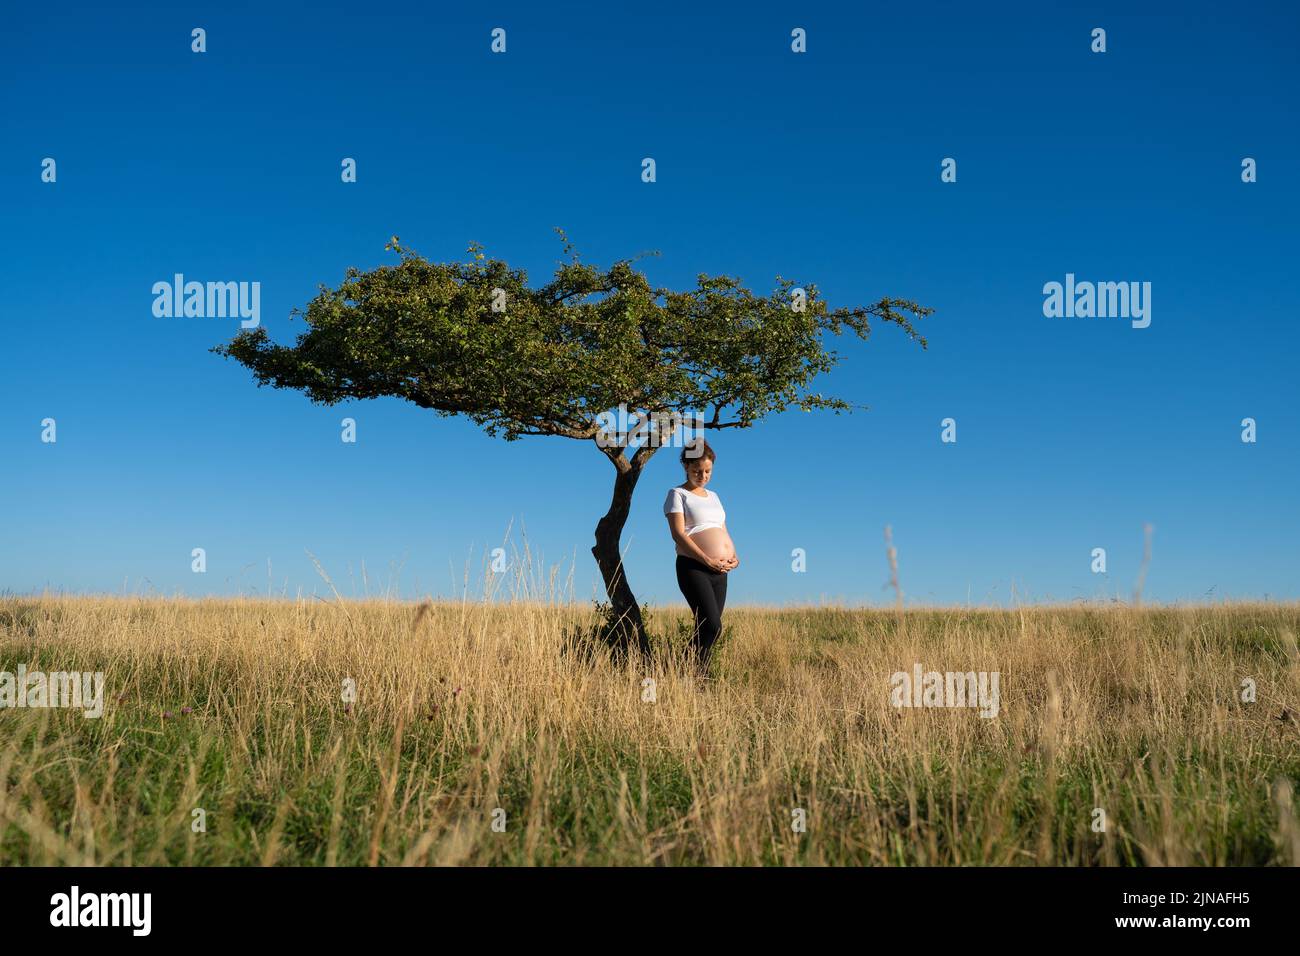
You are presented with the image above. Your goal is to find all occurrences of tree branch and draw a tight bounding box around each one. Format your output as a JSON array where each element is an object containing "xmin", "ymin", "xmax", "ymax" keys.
[
  {"xmin": 596, "ymin": 440, "xmax": 631, "ymax": 473},
  {"xmin": 630, "ymin": 442, "xmax": 658, "ymax": 471}
]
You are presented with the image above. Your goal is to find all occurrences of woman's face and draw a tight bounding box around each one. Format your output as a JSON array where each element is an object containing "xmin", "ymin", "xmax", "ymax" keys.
[{"xmin": 685, "ymin": 457, "xmax": 713, "ymax": 487}]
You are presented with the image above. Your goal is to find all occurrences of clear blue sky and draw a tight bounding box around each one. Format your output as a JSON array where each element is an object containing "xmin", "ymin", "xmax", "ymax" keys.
[{"xmin": 3, "ymin": 1, "xmax": 1297, "ymax": 607}]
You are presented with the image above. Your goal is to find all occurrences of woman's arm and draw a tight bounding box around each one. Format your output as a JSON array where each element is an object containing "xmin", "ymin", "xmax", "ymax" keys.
[{"xmin": 666, "ymin": 514, "xmax": 730, "ymax": 572}]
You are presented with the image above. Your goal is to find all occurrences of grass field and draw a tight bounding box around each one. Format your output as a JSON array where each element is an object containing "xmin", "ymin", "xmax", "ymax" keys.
[{"xmin": 1, "ymin": 596, "xmax": 1298, "ymax": 866}]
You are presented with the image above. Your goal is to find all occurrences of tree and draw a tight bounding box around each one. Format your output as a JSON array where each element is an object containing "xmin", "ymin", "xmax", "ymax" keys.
[{"xmin": 212, "ymin": 231, "xmax": 930, "ymax": 656}]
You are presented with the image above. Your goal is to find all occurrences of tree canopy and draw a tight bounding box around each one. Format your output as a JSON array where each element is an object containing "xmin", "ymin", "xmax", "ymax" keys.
[{"xmin": 214, "ymin": 232, "xmax": 929, "ymax": 446}]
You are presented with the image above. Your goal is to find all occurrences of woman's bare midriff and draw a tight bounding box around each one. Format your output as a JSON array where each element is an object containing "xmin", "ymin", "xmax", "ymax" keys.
[{"xmin": 683, "ymin": 527, "xmax": 734, "ymax": 562}]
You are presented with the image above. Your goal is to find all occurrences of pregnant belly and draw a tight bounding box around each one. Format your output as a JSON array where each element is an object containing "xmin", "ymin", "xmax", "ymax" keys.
[{"xmin": 689, "ymin": 527, "xmax": 734, "ymax": 561}]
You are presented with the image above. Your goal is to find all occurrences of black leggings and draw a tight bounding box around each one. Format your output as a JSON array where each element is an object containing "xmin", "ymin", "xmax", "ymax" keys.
[{"xmin": 675, "ymin": 555, "xmax": 728, "ymax": 665}]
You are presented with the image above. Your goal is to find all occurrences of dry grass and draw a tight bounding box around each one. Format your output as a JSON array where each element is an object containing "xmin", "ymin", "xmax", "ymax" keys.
[{"xmin": 1, "ymin": 596, "xmax": 1297, "ymax": 865}]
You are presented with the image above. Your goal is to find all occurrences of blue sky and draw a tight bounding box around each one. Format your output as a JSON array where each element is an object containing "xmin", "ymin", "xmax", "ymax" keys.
[{"xmin": 2, "ymin": 1, "xmax": 1297, "ymax": 607}]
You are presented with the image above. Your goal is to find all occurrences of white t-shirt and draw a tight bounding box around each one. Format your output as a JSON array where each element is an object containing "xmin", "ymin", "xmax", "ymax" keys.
[{"xmin": 664, "ymin": 486, "xmax": 726, "ymax": 536}]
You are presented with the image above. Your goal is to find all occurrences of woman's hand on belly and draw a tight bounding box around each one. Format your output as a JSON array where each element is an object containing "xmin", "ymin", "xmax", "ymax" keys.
[{"xmin": 691, "ymin": 527, "xmax": 736, "ymax": 565}]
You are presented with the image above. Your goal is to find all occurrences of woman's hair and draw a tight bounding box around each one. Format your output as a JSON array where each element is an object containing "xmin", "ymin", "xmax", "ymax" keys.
[{"xmin": 680, "ymin": 438, "xmax": 715, "ymax": 467}]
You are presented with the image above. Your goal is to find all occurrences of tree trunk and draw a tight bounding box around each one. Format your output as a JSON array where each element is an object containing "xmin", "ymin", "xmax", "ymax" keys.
[{"xmin": 591, "ymin": 461, "xmax": 652, "ymax": 658}]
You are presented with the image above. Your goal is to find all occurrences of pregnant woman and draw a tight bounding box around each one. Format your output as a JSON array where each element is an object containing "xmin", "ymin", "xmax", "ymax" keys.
[{"xmin": 664, "ymin": 439, "xmax": 739, "ymax": 674}]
